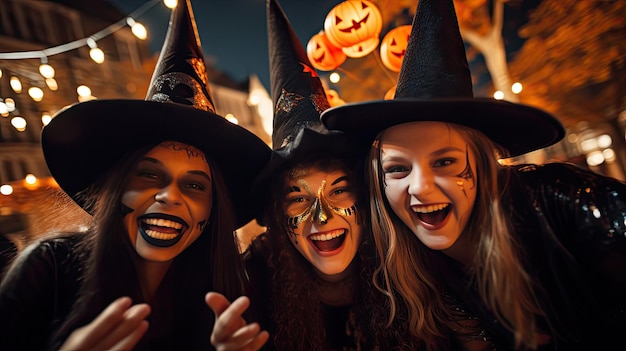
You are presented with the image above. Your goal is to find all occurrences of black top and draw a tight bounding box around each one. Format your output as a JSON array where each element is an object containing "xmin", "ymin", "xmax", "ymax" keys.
[
  {"xmin": 440, "ymin": 163, "xmax": 626, "ymax": 350},
  {"xmin": 0, "ymin": 233, "xmax": 216, "ymax": 351}
]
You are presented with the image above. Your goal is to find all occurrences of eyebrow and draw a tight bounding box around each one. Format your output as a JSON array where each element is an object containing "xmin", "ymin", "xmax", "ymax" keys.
[
  {"xmin": 287, "ymin": 185, "xmax": 300, "ymax": 193},
  {"xmin": 331, "ymin": 176, "xmax": 349, "ymax": 186},
  {"xmin": 140, "ymin": 157, "xmax": 211, "ymax": 181},
  {"xmin": 431, "ymin": 146, "xmax": 465, "ymax": 157}
]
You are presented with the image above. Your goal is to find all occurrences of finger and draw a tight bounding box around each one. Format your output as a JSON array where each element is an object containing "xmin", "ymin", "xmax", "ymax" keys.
[
  {"xmin": 107, "ymin": 320, "xmax": 150, "ymax": 351},
  {"xmin": 205, "ymin": 291, "xmax": 231, "ymax": 316},
  {"xmin": 217, "ymin": 326, "xmax": 269, "ymax": 351},
  {"xmin": 211, "ymin": 296, "xmax": 252, "ymax": 343},
  {"xmin": 97, "ymin": 303, "xmax": 151, "ymax": 350}
]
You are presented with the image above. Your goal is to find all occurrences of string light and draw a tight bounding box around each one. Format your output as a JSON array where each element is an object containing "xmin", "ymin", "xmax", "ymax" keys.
[
  {"xmin": 0, "ymin": 0, "xmax": 162, "ymax": 61},
  {"xmin": 9, "ymin": 76, "xmax": 22, "ymax": 93},
  {"xmin": 38, "ymin": 58, "xmax": 55, "ymax": 79}
]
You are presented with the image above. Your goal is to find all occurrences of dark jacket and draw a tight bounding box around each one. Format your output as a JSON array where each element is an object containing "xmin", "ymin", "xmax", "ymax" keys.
[
  {"xmin": 0, "ymin": 233, "xmax": 216, "ymax": 351},
  {"xmin": 441, "ymin": 162, "xmax": 626, "ymax": 350}
]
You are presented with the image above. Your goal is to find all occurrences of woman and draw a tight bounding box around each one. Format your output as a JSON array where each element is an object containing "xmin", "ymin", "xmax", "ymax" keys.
[
  {"xmin": 321, "ymin": 0, "xmax": 626, "ymax": 350},
  {"xmin": 206, "ymin": 1, "xmax": 426, "ymax": 350},
  {"xmin": 0, "ymin": 1, "xmax": 271, "ymax": 350}
]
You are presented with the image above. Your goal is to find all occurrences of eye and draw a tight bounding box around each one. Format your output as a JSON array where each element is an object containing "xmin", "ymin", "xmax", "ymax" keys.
[
  {"xmin": 383, "ymin": 164, "xmax": 409, "ymax": 174},
  {"xmin": 186, "ymin": 182, "xmax": 206, "ymax": 191},
  {"xmin": 137, "ymin": 168, "xmax": 160, "ymax": 181},
  {"xmin": 433, "ymin": 158, "xmax": 456, "ymax": 168}
]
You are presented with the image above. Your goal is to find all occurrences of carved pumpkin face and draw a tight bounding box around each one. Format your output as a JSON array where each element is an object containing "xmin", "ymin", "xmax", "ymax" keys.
[
  {"xmin": 324, "ymin": 0, "xmax": 382, "ymax": 51},
  {"xmin": 380, "ymin": 25, "xmax": 411, "ymax": 72},
  {"xmin": 306, "ymin": 31, "xmax": 347, "ymax": 71}
]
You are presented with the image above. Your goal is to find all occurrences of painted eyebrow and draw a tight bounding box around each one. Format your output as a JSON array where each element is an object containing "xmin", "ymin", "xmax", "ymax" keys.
[
  {"xmin": 139, "ymin": 157, "xmax": 211, "ymax": 181},
  {"xmin": 287, "ymin": 185, "xmax": 300, "ymax": 193},
  {"xmin": 331, "ymin": 176, "xmax": 349, "ymax": 186}
]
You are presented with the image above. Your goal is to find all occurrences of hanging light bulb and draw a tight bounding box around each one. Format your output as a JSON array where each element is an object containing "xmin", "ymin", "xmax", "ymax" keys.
[
  {"xmin": 0, "ymin": 101, "xmax": 7, "ymax": 116},
  {"xmin": 77, "ymin": 85, "xmax": 92, "ymax": 97},
  {"xmin": 10, "ymin": 76, "xmax": 22, "ymax": 93},
  {"xmin": 127, "ymin": 17, "xmax": 147, "ymax": 40},
  {"xmin": 11, "ymin": 116, "xmax": 27, "ymax": 131},
  {"xmin": 39, "ymin": 58, "xmax": 55, "ymax": 78},
  {"xmin": 46, "ymin": 78, "xmax": 59, "ymax": 91},
  {"xmin": 0, "ymin": 68, "xmax": 3, "ymax": 79},
  {"xmin": 28, "ymin": 87, "xmax": 44, "ymax": 102},
  {"xmin": 163, "ymin": 0, "xmax": 177, "ymax": 9},
  {"xmin": 0, "ymin": 184, "xmax": 13, "ymax": 196},
  {"xmin": 87, "ymin": 38, "xmax": 105, "ymax": 64},
  {"xmin": 4, "ymin": 98, "xmax": 16, "ymax": 112},
  {"xmin": 42, "ymin": 112, "xmax": 52, "ymax": 126}
]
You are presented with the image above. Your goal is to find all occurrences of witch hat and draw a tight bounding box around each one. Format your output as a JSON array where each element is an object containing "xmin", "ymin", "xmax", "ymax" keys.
[
  {"xmin": 252, "ymin": 0, "xmax": 365, "ymax": 223},
  {"xmin": 321, "ymin": 0, "xmax": 564, "ymax": 157},
  {"xmin": 42, "ymin": 0, "xmax": 271, "ymax": 227}
]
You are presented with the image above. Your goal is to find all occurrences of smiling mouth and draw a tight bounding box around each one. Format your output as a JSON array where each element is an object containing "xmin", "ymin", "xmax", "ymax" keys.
[
  {"xmin": 308, "ymin": 229, "xmax": 346, "ymax": 252},
  {"xmin": 139, "ymin": 215, "xmax": 188, "ymax": 248},
  {"xmin": 412, "ymin": 203, "xmax": 450, "ymax": 226}
]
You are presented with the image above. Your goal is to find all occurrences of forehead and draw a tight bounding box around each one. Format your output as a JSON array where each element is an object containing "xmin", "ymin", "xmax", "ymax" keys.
[
  {"xmin": 143, "ymin": 141, "xmax": 210, "ymax": 170},
  {"xmin": 381, "ymin": 122, "xmax": 467, "ymax": 148},
  {"xmin": 285, "ymin": 167, "xmax": 349, "ymax": 184}
]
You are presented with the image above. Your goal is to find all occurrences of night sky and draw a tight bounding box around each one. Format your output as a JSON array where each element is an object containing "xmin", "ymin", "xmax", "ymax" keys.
[{"xmin": 110, "ymin": 0, "xmax": 540, "ymax": 93}]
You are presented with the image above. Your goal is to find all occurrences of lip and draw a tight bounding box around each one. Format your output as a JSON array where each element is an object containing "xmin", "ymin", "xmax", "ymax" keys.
[
  {"xmin": 137, "ymin": 213, "xmax": 188, "ymax": 248},
  {"xmin": 307, "ymin": 228, "xmax": 347, "ymax": 257}
]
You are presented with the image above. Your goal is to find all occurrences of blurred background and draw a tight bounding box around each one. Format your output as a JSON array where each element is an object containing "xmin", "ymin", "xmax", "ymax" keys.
[{"xmin": 0, "ymin": 0, "xmax": 624, "ymax": 248}]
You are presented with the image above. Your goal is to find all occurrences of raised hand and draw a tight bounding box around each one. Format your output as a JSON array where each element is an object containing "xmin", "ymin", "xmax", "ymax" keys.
[
  {"xmin": 205, "ymin": 292, "xmax": 269, "ymax": 351},
  {"xmin": 59, "ymin": 296, "xmax": 151, "ymax": 351}
]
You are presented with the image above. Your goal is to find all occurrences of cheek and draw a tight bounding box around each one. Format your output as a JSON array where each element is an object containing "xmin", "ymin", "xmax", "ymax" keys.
[{"xmin": 383, "ymin": 180, "xmax": 405, "ymax": 206}]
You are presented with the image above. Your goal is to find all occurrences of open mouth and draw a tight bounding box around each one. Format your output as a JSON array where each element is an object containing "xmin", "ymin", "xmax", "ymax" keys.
[
  {"xmin": 413, "ymin": 203, "xmax": 451, "ymax": 227},
  {"xmin": 138, "ymin": 214, "xmax": 188, "ymax": 248},
  {"xmin": 308, "ymin": 229, "xmax": 346, "ymax": 253}
]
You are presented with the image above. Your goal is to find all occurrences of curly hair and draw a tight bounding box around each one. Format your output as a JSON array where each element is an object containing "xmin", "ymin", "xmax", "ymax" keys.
[{"xmin": 254, "ymin": 155, "xmax": 421, "ymax": 350}]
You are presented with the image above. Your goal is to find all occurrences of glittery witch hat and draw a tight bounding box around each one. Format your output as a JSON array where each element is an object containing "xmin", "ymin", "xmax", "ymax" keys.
[
  {"xmin": 253, "ymin": 0, "xmax": 365, "ymax": 222},
  {"xmin": 321, "ymin": 0, "xmax": 564, "ymax": 157},
  {"xmin": 42, "ymin": 0, "xmax": 271, "ymax": 226}
]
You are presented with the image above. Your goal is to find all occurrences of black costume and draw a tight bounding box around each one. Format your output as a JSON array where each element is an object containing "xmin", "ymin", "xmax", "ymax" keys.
[
  {"xmin": 439, "ymin": 163, "xmax": 626, "ymax": 350},
  {"xmin": 0, "ymin": 233, "xmax": 216, "ymax": 351}
]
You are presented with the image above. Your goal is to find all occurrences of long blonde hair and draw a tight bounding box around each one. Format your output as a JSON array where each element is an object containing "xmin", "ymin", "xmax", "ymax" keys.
[{"xmin": 369, "ymin": 123, "xmax": 545, "ymax": 350}]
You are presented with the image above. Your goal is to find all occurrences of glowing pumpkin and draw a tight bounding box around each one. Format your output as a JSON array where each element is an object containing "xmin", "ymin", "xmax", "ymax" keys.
[
  {"xmin": 326, "ymin": 89, "xmax": 346, "ymax": 107},
  {"xmin": 306, "ymin": 31, "xmax": 347, "ymax": 71},
  {"xmin": 324, "ymin": 0, "xmax": 382, "ymax": 58},
  {"xmin": 380, "ymin": 25, "xmax": 411, "ymax": 72}
]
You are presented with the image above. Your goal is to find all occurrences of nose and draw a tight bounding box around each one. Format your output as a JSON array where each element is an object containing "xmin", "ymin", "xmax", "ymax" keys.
[
  {"xmin": 154, "ymin": 183, "xmax": 183, "ymax": 206},
  {"xmin": 311, "ymin": 197, "xmax": 331, "ymax": 225},
  {"xmin": 407, "ymin": 166, "xmax": 434, "ymax": 197}
]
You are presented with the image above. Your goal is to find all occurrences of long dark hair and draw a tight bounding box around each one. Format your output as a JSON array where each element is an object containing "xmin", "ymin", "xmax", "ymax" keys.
[{"xmin": 49, "ymin": 143, "xmax": 246, "ymax": 349}]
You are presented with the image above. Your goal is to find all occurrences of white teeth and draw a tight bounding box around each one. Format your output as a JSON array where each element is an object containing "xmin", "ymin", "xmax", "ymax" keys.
[
  {"xmin": 144, "ymin": 229, "xmax": 178, "ymax": 240},
  {"xmin": 413, "ymin": 203, "xmax": 448, "ymax": 213},
  {"xmin": 309, "ymin": 229, "xmax": 345, "ymax": 241},
  {"xmin": 143, "ymin": 218, "xmax": 183, "ymax": 229}
]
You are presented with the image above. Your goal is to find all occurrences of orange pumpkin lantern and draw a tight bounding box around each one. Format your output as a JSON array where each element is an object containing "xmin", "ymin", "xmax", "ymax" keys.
[
  {"xmin": 380, "ymin": 25, "xmax": 411, "ymax": 72},
  {"xmin": 306, "ymin": 31, "xmax": 347, "ymax": 71},
  {"xmin": 324, "ymin": 0, "xmax": 382, "ymax": 58}
]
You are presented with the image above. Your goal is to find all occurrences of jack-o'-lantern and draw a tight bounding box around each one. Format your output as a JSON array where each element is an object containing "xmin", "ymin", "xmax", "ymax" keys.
[
  {"xmin": 380, "ymin": 25, "xmax": 411, "ymax": 72},
  {"xmin": 306, "ymin": 31, "xmax": 347, "ymax": 71},
  {"xmin": 324, "ymin": 0, "xmax": 382, "ymax": 57}
]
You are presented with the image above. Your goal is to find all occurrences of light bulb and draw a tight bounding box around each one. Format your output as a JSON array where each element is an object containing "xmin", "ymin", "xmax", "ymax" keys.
[{"xmin": 39, "ymin": 63, "xmax": 55, "ymax": 78}]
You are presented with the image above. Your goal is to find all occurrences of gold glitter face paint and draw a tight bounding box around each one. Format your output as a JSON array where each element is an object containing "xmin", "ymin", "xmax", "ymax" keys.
[
  {"xmin": 284, "ymin": 175, "xmax": 358, "ymax": 230},
  {"xmin": 455, "ymin": 146, "xmax": 476, "ymax": 198}
]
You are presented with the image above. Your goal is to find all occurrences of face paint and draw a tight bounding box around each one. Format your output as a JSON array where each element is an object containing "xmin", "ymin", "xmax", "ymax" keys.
[
  {"xmin": 455, "ymin": 147, "xmax": 476, "ymax": 198},
  {"xmin": 282, "ymin": 166, "xmax": 362, "ymax": 277},
  {"xmin": 121, "ymin": 141, "xmax": 213, "ymax": 262},
  {"xmin": 286, "ymin": 178, "xmax": 357, "ymax": 229},
  {"xmin": 380, "ymin": 122, "xmax": 478, "ymax": 254}
]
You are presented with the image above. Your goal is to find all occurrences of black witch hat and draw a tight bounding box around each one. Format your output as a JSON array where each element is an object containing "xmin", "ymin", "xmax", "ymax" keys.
[
  {"xmin": 42, "ymin": 0, "xmax": 271, "ymax": 227},
  {"xmin": 321, "ymin": 0, "xmax": 564, "ymax": 157},
  {"xmin": 252, "ymin": 0, "xmax": 364, "ymax": 222}
]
